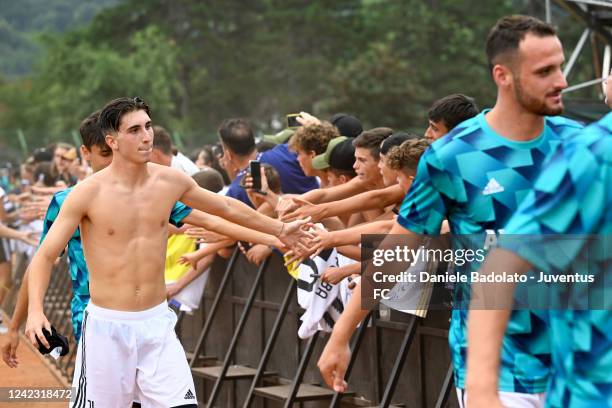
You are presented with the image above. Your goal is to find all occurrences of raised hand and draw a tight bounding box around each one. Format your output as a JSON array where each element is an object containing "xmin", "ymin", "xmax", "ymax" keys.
[
  {"xmin": 178, "ymin": 252, "xmax": 199, "ymax": 269},
  {"xmin": 296, "ymin": 111, "xmax": 321, "ymax": 127},
  {"xmin": 275, "ymin": 194, "xmax": 299, "ymax": 218},
  {"xmin": 280, "ymin": 197, "xmax": 325, "ymax": 223},
  {"xmin": 18, "ymin": 231, "xmax": 39, "ymax": 247},
  {"xmin": 283, "ymin": 241, "xmax": 317, "ymax": 266},
  {"xmin": 243, "ymin": 166, "xmax": 270, "ymax": 193},
  {"xmin": 321, "ymin": 266, "xmax": 351, "ymax": 285},
  {"xmin": 310, "ymin": 224, "xmax": 334, "ymax": 256},
  {"xmin": 246, "ymin": 244, "xmax": 273, "ymax": 266},
  {"xmin": 277, "ymin": 218, "xmax": 315, "ymax": 253}
]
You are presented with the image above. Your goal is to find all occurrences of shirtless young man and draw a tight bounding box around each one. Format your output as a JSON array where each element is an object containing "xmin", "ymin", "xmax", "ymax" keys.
[
  {"xmin": 2, "ymin": 109, "xmax": 285, "ymax": 372},
  {"xmin": 25, "ymin": 97, "xmax": 309, "ymax": 407}
]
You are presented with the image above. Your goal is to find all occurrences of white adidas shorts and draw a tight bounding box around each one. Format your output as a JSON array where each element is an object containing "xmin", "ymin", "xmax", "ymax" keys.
[
  {"xmin": 70, "ymin": 301, "xmax": 197, "ymax": 408},
  {"xmin": 456, "ymin": 388, "xmax": 546, "ymax": 408}
]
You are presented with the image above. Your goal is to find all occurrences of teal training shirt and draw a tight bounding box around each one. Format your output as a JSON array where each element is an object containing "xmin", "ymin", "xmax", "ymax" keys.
[
  {"xmin": 502, "ymin": 112, "xmax": 612, "ymax": 407},
  {"xmin": 397, "ymin": 110, "xmax": 583, "ymax": 392}
]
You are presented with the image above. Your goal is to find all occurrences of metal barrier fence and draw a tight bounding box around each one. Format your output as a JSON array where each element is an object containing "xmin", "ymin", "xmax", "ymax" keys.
[
  {"xmin": 3, "ymin": 249, "xmax": 458, "ymax": 407},
  {"xmin": 179, "ymin": 250, "xmax": 458, "ymax": 407},
  {"xmin": 3, "ymin": 252, "xmax": 80, "ymax": 382}
]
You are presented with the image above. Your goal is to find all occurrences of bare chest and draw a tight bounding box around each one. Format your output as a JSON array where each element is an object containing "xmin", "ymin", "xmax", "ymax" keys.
[{"xmin": 83, "ymin": 186, "xmax": 175, "ymax": 239}]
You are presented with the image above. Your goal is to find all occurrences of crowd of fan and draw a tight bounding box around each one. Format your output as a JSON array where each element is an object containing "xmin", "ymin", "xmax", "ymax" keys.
[{"xmin": 0, "ymin": 93, "xmax": 478, "ymax": 334}]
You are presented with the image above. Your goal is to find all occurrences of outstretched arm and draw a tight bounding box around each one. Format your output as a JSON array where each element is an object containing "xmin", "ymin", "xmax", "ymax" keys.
[
  {"xmin": 277, "ymin": 177, "xmax": 368, "ymax": 219},
  {"xmin": 25, "ymin": 189, "xmax": 87, "ymax": 348},
  {"xmin": 179, "ymin": 176, "xmax": 312, "ymax": 249},
  {"xmin": 0, "ymin": 223, "xmax": 38, "ymax": 246},
  {"xmin": 284, "ymin": 184, "xmax": 404, "ymax": 223},
  {"xmin": 301, "ymin": 177, "xmax": 367, "ymax": 204},
  {"xmin": 313, "ymin": 219, "xmax": 394, "ymax": 251},
  {"xmin": 318, "ymin": 221, "xmax": 423, "ymax": 391},
  {"xmin": 318, "ymin": 281, "xmax": 368, "ymax": 392},
  {"xmin": 3, "ymin": 191, "xmax": 66, "ymax": 367},
  {"xmin": 182, "ymin": 210, "xmax": 283, "ymax": 248}
]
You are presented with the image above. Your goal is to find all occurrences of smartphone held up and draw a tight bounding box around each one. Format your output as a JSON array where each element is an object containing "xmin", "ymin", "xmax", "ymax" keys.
[
  {"xmin": 286, "ymin": 114, "xmax": 302, "ymax": 129},
  {"xmin": 249, "ymin": 160, "xmax": 262, "ymax": 191}
]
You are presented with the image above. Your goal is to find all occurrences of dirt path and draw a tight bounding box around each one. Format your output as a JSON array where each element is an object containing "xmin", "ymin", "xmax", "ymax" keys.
[{"xmin": 0, "ymin": 317, "xmax": 69, "ymax": 408}]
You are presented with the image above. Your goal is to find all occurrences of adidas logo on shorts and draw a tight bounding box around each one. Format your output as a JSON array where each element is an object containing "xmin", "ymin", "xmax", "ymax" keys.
[{"xmin": 184, "ymin": 389, "xmax": 195, "ymax": 400}]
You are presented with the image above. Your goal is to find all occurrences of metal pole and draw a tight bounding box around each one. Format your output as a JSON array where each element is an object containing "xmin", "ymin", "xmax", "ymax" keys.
[
  {"xmin": 243, "ymin": 279, "xmax": 297, "ymax": 408},
  {"xmin": 562, "ymin": 77, "xmax": 607, "ymax": 93},
  {"xmin": 189, "ymin": 248, "xmax": 239, "ymax": 368},
  {"xmin": 564, "ymin": 28, "xmax": 591, "ymax": 78},
  {"xmin": 379, "ymin": 316, "xmax": 419, "ymax": 407},
  {"xmin": 207, "ymin": 258, "xmax": 269, "ymax": 407},
  {"xmin": 282, "ymin": 332, "xmax": 320, "ymax": 408}
]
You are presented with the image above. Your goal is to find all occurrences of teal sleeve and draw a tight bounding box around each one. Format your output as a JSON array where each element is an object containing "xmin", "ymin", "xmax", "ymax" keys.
[
  {"xmin": 169, "ymin": 201, "xmax": 193, "ymax": 227},
  {"xmin": 501, "ymin": 122, "xmax": 611, "ymax": 273},
  {"xmin": 39, "ymin": 194, "xmax": 62, "ymax": 246},
  {"xmin": 397, "ymin": 147, "xmax": 451, "ymax": 235}
]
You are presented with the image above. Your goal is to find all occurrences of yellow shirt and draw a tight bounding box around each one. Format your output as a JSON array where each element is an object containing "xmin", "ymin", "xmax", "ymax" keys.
[{"xmin": 164, "ymin": 234, "xmax": 196, "ymax": 282}]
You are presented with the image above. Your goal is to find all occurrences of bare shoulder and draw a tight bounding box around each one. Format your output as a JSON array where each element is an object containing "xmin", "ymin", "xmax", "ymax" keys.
[
  {"xmin": 346, "ymin": 177, "xmax": 368, "ymax": 192},
  {"xmin": 58, "ymin": 172, "xmax": 103, "ymax": 212},
  {"xmin": 148, "ymin": 162, "xmax": 191, "ymax": 184},
  {"xmin": 69, "ymin": 171, "xmax": 104, "ymax": 198}
]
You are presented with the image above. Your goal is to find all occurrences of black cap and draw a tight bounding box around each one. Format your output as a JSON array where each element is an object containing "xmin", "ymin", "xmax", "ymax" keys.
[
  {"xmin": 329, "ymin": 138, "xmax": 356, "ymax": 171},
  {"xmin": 380, "ymin": 132, "xmax": 420, "ymax": 155},
  {"xmin": 330, "ymin": 113, "xmax": 363, "ymax": 138},
  {"xmin": 32, "ymin": 148, "xmax": 53, "ymax": 163}
]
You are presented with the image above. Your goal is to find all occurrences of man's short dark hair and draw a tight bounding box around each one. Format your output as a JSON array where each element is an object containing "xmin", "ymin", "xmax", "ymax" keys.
[
  {"xmin": 380, "ymin": 132, "xmax": 420, "ymax": 156},
  {"xmin": 352, "ymin": 127, "xmax": 393, "ymax": 160},
  {"xmin": 486, "ymin": 15, "xmax": 556, "ymax": 72},
  {"xmin": 192, "ymin": 169, "xmax": 225, "ymax": 193},
  {"xmin": 99, "ymin": 97, "xmax": 151, "ymax": 136},
  {"xmin": 79, "ymin": 110, "xmax": 106, "ymax": 150},
  {"xmin": 329, "ymin": 167, "xmax": 356, "ymax": 180},
  {"xmin": 32, "ymin": 148, "xmax": 53, "ymax": 163},
  {"xmin": 152, "ymin": 126, "xmax": 173, "ymax": 155},
  {"xmin": 33, "ymin": 162, "xmax": 58, "ymax": 187},
  {"xmin": 428, "ymin": 94, "xmax": 479, "ymax": 130},
  {"xmin": 330, "ymin": 113, "xmax": 363, "ymax": 138},
  {"xmin": 218, "ymin": 118, "xmax": 256, "ymax": 157}
]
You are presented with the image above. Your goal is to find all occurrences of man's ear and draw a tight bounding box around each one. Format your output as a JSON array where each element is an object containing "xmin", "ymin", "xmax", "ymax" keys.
[
  {"xmin": 225, "ymin": 148, "xmax": 234, "ymax": 163},
  {"xmin": 105, "ymin": 134, "xmax": 117, "ymax": 150},
  {"xmin": 80, "ymin": 145, "xmax": 90, "ymax": 162},
  {"xmin": 492, "ymin": 63, "xmax": 514, "ymax": 89}
]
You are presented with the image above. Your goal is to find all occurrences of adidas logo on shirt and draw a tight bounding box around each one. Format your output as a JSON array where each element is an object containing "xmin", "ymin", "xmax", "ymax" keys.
[
  {"xmin": 184, "ymin": 389, "xmax": 195, "ymax": 400},
  {"xmin": 483, "ymin": 178, "xmax": 504, "ymax": 195}
]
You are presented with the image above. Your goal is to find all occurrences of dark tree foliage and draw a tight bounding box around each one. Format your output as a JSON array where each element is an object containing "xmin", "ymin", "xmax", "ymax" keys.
[{"xmin": 0, "ymin": 0, "xmax": 594, "ymax": 152}]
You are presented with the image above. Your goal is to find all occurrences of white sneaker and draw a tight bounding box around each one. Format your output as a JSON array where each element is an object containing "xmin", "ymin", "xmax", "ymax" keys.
[{"xmin": 0, "ymin": 321, "xmax": 8, "ymax": 334}]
